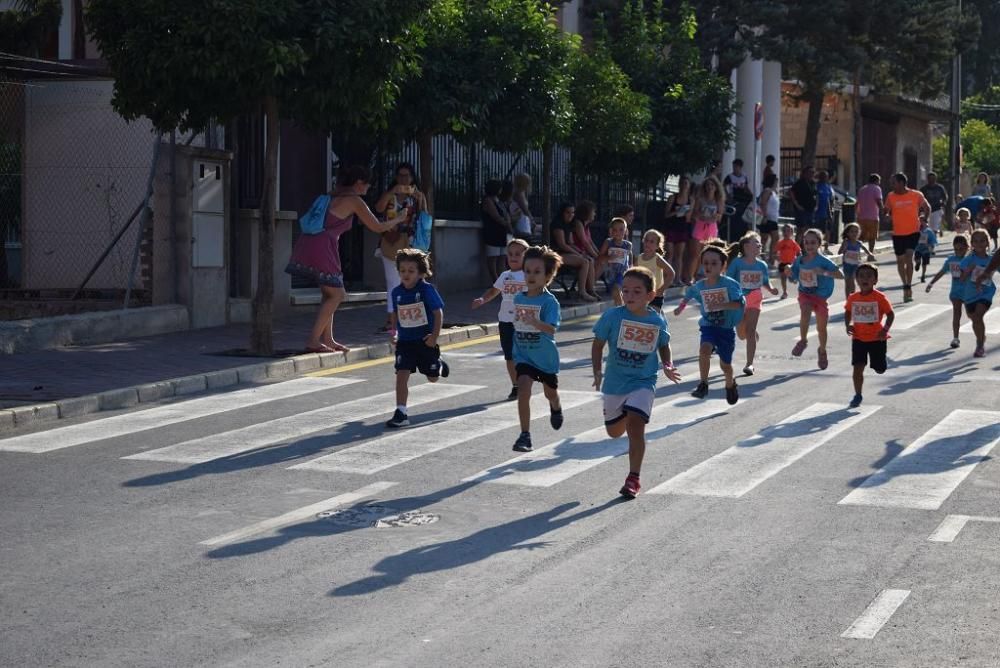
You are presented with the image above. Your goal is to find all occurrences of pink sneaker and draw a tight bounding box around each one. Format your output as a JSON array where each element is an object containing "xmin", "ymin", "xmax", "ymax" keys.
[
  {"xmin": 974, "ymin": 346, "xmax": 986, "ymax": 358},
  {"xmin": 619, "ymin": 474, "xmax": 641, "ymax": 499},
  {"xmin": 791, "ymin": 339, "xmax": 808, "ymax": 357}
]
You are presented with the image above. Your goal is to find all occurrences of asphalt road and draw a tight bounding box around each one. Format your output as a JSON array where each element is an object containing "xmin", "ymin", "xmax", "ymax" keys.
[{"xmin": 2, "ymin": 255, "xmax": 999, "ymax": 668}]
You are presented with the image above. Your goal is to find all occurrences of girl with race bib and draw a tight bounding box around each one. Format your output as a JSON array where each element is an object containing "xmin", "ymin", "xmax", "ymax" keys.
[
  {"xmin": 787, "ymin": 228, "xmax": 844, "ymax": 370},
  {"xmin": 727, "ymin": 232, "xmax": 779, "ymax": 376},
  {"xmin": 592, "ymin": 267, "xmax": 681, "ymax": 499},
  {"xmin": 472, "ymin": 238, "xmax": 529, "ymax": 400},
  {"xmin": 925, "ymin": 233, "xmax": 970, "ymax": 349},
  {"xmin": 958, "ymin": 229, "xmax": 997, "ymax": 358},
  {"xmin": 674, "ymin": 240, "xmax": 745, "ymax": 404},
  {"xmin": 635, "ymin": 229, "xmax": 676, "ymax": 313},
  {"xmin": 596, "ymin": 217, "xmax": 634, "ymax": 305},
  {"xmin": 837, "ymin": 223, "xmax": 876, "ymax": 298}
]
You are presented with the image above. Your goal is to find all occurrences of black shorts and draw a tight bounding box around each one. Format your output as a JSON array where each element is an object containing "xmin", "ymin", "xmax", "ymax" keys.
[
  {"xmin": 915, "ymin": 250, "xmax": 932, "ymax": 263},
  {"xmin": 498, "ymin": 321, "xmax": 515, "ymax": 361},
  {"xmin": 965, "ymin": 300, "xmax": 992, "ymax": 316},
  {"xmin": 892, "ymin": 232, "xmax": 920, "ymax": 256},
  {"xmin": 515, "ymin": 362, "xmax": 559, "ymax": 389},
  {"xmin": 778, "ymin": 262, "xmax": 792, "ymax": 275},
  {"xmin": 394, "ymin": 340, "xmax": 443, "ymax": 377},
  {"xmin": 794, "ymin": 210, "xmax": 813, "ymax": 229},
  {"xmin": 852, "ymin": 339, "xmax": 887, "ymax": 373},
  {"xmin": 760, "ymin": 219, "xmax": 779, "ymax": 234}
]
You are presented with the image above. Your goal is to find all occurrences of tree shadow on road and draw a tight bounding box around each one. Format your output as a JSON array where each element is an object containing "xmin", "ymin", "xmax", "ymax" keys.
[{"xmin": 878, "ymin": 362, "xmax": 978, "ymax": 396}]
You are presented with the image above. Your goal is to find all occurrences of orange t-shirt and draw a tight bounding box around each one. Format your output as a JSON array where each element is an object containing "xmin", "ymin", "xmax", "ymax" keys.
[
  {"xmin": 845, "ymin": 290, "xmax": 893, "ymax": 342},
  {"xmin": 885, "ymin": 190, "xmax": 925, "ymax": 236},
  {"xmin": 776, "ymin": 238, "xmax": 801, "ymax": 264}
]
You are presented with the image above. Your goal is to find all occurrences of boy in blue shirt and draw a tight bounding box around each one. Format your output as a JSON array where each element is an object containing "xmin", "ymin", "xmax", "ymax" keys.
[
  {"xmin": 592, "ymin": 267, "xmax": 681, "ymax": 498},
  {"xmin": 914, "ymin": 219, "xmax": 938, "ymax": 283},
  {"xmin": 386, "ymin": 249, "xmax": 449, "ymax": 428}
]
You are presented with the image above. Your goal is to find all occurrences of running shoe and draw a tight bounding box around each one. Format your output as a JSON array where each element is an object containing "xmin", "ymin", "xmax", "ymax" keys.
[
  {"xmin": 903, "ymin": 288, "xmax": 913, "ymax": 303},
  {"xmin": 974, "ymin": 346, "xmax": 986, "ymax": 358},
  {"xmin": 550, "ymin": 407, "xmax": 564, "ymax": 430},
  {"xmin": 619, "ymin": 474, "xmax": 641, "ymax": 499},
  {"xmin": 725, "ymin": 382, "xmax": 739, "ymax": 405},
  {"xmin": 791, "ymin": 339, "xmax": 808, "ymax": 357},
  {"xmin": 385, "ymin": 409, "xmax": 409, "ymax": 429},
  {"xmin": 513, "ymin": 432, "xmax": 533, "ymax": 452},
  {"xmin": 780, "ymin": 292, "xmax": 788, "ymax": 299},
  {"xmin": 817, "ymin": 348, "xmax": 828, "ymax": 370},
  {"xmin": 950, "ymin": 338, "xmax": 961, "ymax": 349},
  {"xmin": 439, "ymin": 358, "xmax": 450, "ymax": 378},
  {"xmin": 506, "ymin": 385, "xmax": 518, "ymax": 401},
  {"xmin": 691, "ymin": 381, "xmax": 709, "ymax": 399},
  {"xmin": 849, "ymin": 394, "xmax": 863, "ymax": 408},
  {"xmin": 743, "ymin": 364, "xmax": 755, "ymax": 376}
]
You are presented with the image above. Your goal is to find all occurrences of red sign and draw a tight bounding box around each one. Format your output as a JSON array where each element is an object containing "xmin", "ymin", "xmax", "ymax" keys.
[{"xmin": 754, "ymin": 103, "xmax": 764, "ymax": 141}]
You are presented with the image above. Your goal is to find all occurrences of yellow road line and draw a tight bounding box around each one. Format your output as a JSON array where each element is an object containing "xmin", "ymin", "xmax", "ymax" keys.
[{"xmin": 306, "ymin": 313, "xmax": 600, "ymax": 377}]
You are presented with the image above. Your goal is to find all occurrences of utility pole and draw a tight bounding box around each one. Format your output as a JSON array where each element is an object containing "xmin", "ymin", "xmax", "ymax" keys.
[{"xmin": 949, "ymin": 0, "xmax": 962, "ymax": 223}]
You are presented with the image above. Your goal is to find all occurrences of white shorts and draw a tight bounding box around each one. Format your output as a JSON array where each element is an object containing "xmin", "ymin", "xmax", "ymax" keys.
[
  {"xmin": 603, "ymin": 388, "xmax": 655, "ymax": 425},
  {"xmin": 929, "ymin": 210, "xmax": 944, "ymax": 232}
]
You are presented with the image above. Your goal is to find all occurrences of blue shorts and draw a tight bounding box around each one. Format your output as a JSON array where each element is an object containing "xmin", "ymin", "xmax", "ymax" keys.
[
  {"xmin": 700, "ymin": 325, "xmax": 736, "ymax": 365},
  {"xmin": 843, "ymin": 263, "xmax": 858, "ymax": 279},
  {"xmin": 608, "ymin": 264, "xmax": 627, "ymax": 287}
]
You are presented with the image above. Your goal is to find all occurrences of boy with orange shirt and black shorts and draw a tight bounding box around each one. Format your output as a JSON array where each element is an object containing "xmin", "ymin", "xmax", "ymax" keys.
[{"xmin": 844, "ymin": 263, "xmax": 895, "ymax": 408}]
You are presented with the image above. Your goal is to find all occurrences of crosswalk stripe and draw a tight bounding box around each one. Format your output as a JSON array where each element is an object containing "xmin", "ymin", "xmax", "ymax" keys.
[
  {"xmin": 960, "ymin": 308, "xmax": 1000, "ymax": 334},
  {"xmin": 838, "ymin": 409, "xmax": 1000, "ymax": 510},
  {"xmin": 648, "ymin": 402, "xmax": 881, "ymax": 498},
  {"xmin": 0, "ymin": 377, "xmax": 363, "ymax": 454},
  {"xmin": 927, "ymin": 514, "xmax": 1000, "ymax": 542},
  {"xmin": 123, "ymin": 383, "xmax": 481, "ymax": 464},
  {"xmin": 199, "ymin": 481, "xmax": 398, "ymax": 547},
  {"xmin": 841, "ymin": 589, "xmax": 911, "ymax": 639},
  {"xmin": 891, "ymin": 303, "xmax": 950, "ymax": 330},
  {"xmin": 291, "ymin": 390, "xmax": 598, "ymax": 475},
  {"xmin": 462, "ymin": 396, "xmax": 731, "ymax": 488}
]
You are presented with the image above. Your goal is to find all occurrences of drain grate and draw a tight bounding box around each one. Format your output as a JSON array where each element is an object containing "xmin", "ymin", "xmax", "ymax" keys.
[{"xmin": 317, "ymin": 504, "xmax": 440, "ymax": 528}]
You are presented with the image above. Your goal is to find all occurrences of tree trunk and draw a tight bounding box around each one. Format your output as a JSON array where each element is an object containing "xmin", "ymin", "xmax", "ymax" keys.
[
  {"xmin": 418, "ymin": 130, "xmax": 434, "ymax": 215},
  {"xmin": 853, "ymin": 67, "xmax": 863, "ymax": 193},
  {"xmin": 802, "ymin": 87, "xmax": 824, "ymax": 170},
  {"xmin": 250, "ymin": 95, "xmax": 280, "ymax": 355},
  {"xmin": 542, "ymin": 142, "xmax": 554, "ymax": 244}
]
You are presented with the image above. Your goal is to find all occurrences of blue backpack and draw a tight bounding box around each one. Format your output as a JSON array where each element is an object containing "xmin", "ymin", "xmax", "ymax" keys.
[
  {"xmin": 413, "ymin": 211, "xmax": 433, "ymax": 251},
  {"xmin": 299, "ymin": 194, "xmax": 331, "ymax": 235}
]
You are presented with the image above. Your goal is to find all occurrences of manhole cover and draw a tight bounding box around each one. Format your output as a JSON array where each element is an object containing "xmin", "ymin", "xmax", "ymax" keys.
[{"xmin": 316, "ymin": 504, "xmax": 439, "ymax": 528}]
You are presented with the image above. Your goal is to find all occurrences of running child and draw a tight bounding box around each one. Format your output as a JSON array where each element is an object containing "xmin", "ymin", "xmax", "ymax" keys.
[
  {"xmin": 955, "ymin": 207, "xmax": 973, "ymax": 235},
  {"xmin": 511, "ymin": 245, "xmax": 565, "ymax": 452},
  {"xmin": 787, "ymin": 228, "xmax": 844, "ymax": 370},
  {"xmin": 386, "ymin": 249, "xmax": 450, "ymax": 428},
  {"xmin": 472, "ymin": 238, "xmax": 528, "ymax": 400},
  {"xmin": 635, "ymin": 229, "xmax": 676, "ymax": 313},
  {"xmin": 592, "ymin": 267, "xmax": 682, "ymax": 499},
  {"xmin": 981, "ymin": 197, "xmax": 999, "ymax": 250},
  {"xmin": 674, "ymin": 241, "xmax": 745, "ymax": 404},
  {"xmin": 914, "ymin": 219, "xmax": 938, "ymax": 283},
  {"xmin": 926, "ymin": 233, "xmax": 970, "ymax": 349},
  {"xmin": 597, "ymin": 217, "xmax": 633, "ymax": 305},
  {"xmin": 959, "ymin": 229, "xmax": 997, "ymax": 358},
  {"xmin": 727, "ymin": 231, "xmax": 779, "ymax": 376},
  {"xmin": 844, "ymin": 263, "xmax": 894, "ymax": 408},
  {"xmin": 775, "ymin": 224, "xmax": 802, "ymax": 299},
  {"xmin": 837, "ymin": 222, "xmax": 877, "ymax": 298}
]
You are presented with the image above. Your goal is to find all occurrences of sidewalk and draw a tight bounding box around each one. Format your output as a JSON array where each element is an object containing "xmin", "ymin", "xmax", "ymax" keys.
[{"xmin": 0, "ymin": 237, "xmax": 896, "ymax": 431}]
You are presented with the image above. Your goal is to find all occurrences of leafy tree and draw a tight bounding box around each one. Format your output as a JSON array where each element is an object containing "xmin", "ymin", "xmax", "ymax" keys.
[
  {"xmin": 86, "ymin": 0, "xmax": 431, "ymax": 354},
  {"xmin": 0, "ymin": 0, "xmax": 61, "ymax": 57},
  {"xmin": 960, "ymin": 118, "xmax": 1000, "ymax": 176}
]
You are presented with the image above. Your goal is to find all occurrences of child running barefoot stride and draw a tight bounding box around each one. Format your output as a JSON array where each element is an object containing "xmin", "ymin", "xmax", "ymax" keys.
[
  {"xmin": 597, "ymin": 217, "xmax": 634, "ymax": 305},
  {"xmin": 635, "ymin": 229, "xmax": 676, "ymax": 313},
  {"xmin": 674, "ymin": 241, "xmax": 746, "ymax": 404},
  {"xmin": 472, "ymin": 238, "xmax": 528, "ymax": 400},
  {"xmin": 727, "ymin": 232, "xmax": 779, "ymax": 376},
  {"xmin": 844, "ymin": 263, "xmax": 894, "ymax": 407},
  {"xmin": 838, "ymin": 222, "xmax": 877, "ymax": 298},
  {"xmin": 926, "ymin": 233, "xmax": 970, "ymax": 349},
  {"xmin": 386, "ymin": 249, "xmax": 450, "ymax": 428},
  {"xmin": 788, "ymin": 229, "xmax": 844, "ymax": 370},
  {"xmin": 959, "ymin": 229, "xmax": 997, "ymax": 358},
  {"xmin": 592, "ymin": 267, "xmax": 682, "ymax": 499},
  {"xmin": 775, "ymin": 224, "xmax": 802, "ymax": 299},
  {"xmin": 511, "ymin": 246, "xmax": 565, "ymax": 452}
]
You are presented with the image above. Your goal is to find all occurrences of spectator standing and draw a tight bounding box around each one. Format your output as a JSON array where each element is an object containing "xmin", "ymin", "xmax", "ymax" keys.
[
  {"xmin": 663, "ymin": 176, "xmax": 694, "ymax": 284},
  {"xmin": 374, "ymin": 162, "xmax": 426, "ymax": 333},
  {"xmin": 791, "ymin": 166, "xmax": 817, "ymax": 242},
  {"xmin": 856, "ymin": 174, "xmax": 884, "ymax": 254},
  {"xmin": 481, "ymin": 179, "xmax": 513, "ymax": 282},
  {"xmin": 815, "ymin": 170, "xmax": 836, "ymax": 251},
  {"xmin": 511, "ymin": 173, "xmax": 535, "ymax": 240},
  {"xmin": 759, "ymin": 173, "xmax": 781, "ymax": 265},
  {"xmin": 762, "ymin": 154, "xmax": 776, "ymax": 187},
  {"xmin": 920, "ymin": 172, "xmax": 949, "ymax": 236},
  {"xmin": 972, "ymin": 172, "xmax": 992, "ymax": 198}
]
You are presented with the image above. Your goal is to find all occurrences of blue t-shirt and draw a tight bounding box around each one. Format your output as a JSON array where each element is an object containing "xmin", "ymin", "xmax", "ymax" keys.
[
  {"xmin": 841, "ymin": 239, "xmax": 864, "ymax": 267},
  {"xmin": 592, "ymin": 306, "xmax": 670, "ymax": 394},
  {"xmin": 959, "ymin": 253, "xmax": 997, "ymax": 304},
  {"xmin": 391, "ymin": 279, "xmax": 445, "ymax": 342},
  {"xmin": 792, "ymin": 253, "xmax": 839, "ymax": 299},
  {"xmin": 685, "ymin": 276, "xmax": 745, "ymax": 329},
  {"xmin": 815, "ymin": 182, "xmax": 834, "ymax": 219},
  {"xmin": 943, "ymin": 253, "xmax": 968, "ymax": 301},
  {"xmin": 513, "ymin": 289, "xmax": 561, "ymax": 374},
  {"xmin": 606, "ymin": 239, "xmax": 633, "ymax": 271},
  {"xmin": 916, "ymin": 228, "xmax": 938, "ymax": 254},
  {"xmin": 726, "ymin": 257, "xmax": 772, "ymax": 295}
]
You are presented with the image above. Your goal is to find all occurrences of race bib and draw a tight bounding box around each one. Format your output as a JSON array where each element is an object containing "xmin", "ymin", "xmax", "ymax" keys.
[
  {"xmin": 617, "ymin": 319, "xmax": 658, "ymax": 354},
  {"xmin": 739, "ymin": 270, "xmax": 763, "ymax": 290},
  {"xmin": 919, "ymin": 231, "xmax": 929, "ymax": 245},
  {"xmin": 851, "ymin": 301, "xmax": 879, "ymax": 324},
  {"xmin": 397, "ymin": 302, "xmax": 429, "ymax": 329},
  {"xmin": 502, "ymin": 280, "xmax": 526, "ymax": 296},
  {"xmin": 799, "ymin": 269, "xmax": 818, "ymax": 288},
  {"xmin": 700, "ymin": 287, "xmax": 730, "ymax": 312},
  {"xmin": 843, "ymin": 250, "xmax": 860, "ymax": 265},
  {"xmin": 950, "ymin": 262, "xmax": 962, "ymax": 279},
  {"xmin": 971, "ymin": 265, "xmax": 987, "ymax": 281},
  {"xmin": 514, "ymin": 304, "xmax": 542, "ymax": 332},
  {"xmin": 608, "ymin": 247, "xmax": 629, "ymax": 265}
]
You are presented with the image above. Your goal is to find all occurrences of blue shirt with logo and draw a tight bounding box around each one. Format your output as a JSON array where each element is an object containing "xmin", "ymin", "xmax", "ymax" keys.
[
  {"xmin": 513, "ymin": 289, "xmax": 561, "ymax": 374},
  {"xmin": 685, "ymin": 276, "xmax": 745, "ymax": 329},
  {"xmin": 943, "ymin": 253, "xmax": 968, "ymax": 301},
  {"xmin": 391, "ymin": 279, "xmax": 444, "ymax": 342},
  {"xmin": 726, "ymin": 257, "xmax": 772, "ymax": 295},
  {"xmin": 791, "ymin": 253, "xmax": 839, "ymax": 299},
  {"xmin": 916, "ymin": 228, "xmax": 938, "ymax": 254},
  {"xmin": 959, "ymin": 253, "xmax": 997, "ymax": 304},
  {"xmin": 592, "ymin": 306, "xmax": 670, "ymax": 394}
]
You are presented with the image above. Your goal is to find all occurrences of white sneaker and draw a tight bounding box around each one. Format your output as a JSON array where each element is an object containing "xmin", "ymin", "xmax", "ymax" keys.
[{"xmin": 950, "ymin": 338, "xmax": 960, "ymax": 349}]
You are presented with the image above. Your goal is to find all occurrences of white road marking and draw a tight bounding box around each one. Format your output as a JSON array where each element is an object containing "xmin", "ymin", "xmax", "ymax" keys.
[
  {"xmin": 927, "ymin": 514, "xmax": 1000, "ymax": 542},
  {"xmin": 123, "ymin": 383, "xmax": 481, "ymax": 464},
  {"xmin": 891, "ymin": 303, "xmax": 950, "ymax": 330},
  {"xmin": 199, "ymin": 481, "xmax": 397, "ymax": 547},
  {"xmin": 649, "ymin": 403, "xmax": 881, "ymax": 498},
  {"xmin": 841, "ymin": 589, "xmax": 911, "ymax": 639},
  {"xmin": 291, "ymin": 390, "xmax": 597, "ymax": 474},
  {"xmin": 960, "ymin": 308, "xmax": 1000, "ymax": 334},
  {"xmin": 463, "ymin": 396, "xmax": 731, "ymax": 487},
  {"xmin": 0, "ymin": 377, "xmax": 362, "ymax": 454},
  {"xmin": 838, "ymin": 410, "xmax": 1000, "ymax": 510},
  {"xmin": 443, "ymin": 351, "xmax": 504, "ymax": 359}
]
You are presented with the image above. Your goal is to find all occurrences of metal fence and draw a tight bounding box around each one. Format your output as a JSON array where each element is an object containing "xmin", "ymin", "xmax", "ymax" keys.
[{"xmin": 780, "ymin": 148, "xmax": 839, "ymax": 185}]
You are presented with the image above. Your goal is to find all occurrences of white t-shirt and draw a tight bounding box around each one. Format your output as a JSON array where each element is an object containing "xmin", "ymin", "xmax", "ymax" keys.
[{"xmin": 493, "ymin": 270, "xmax": 526, "ymax": 323}]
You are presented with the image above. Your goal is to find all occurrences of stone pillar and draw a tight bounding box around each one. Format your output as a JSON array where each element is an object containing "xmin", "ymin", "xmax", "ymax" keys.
[
  {"xmin": 721, "ymin": 68, "xmax": 738, "ymax": 174},
  {"xmin": 762, "ymin": 61, "xmax": 783, "ymax": 185},
  {"xmin": 736, "ymin": 58, "xmax": 764, "ymax": 186}
]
